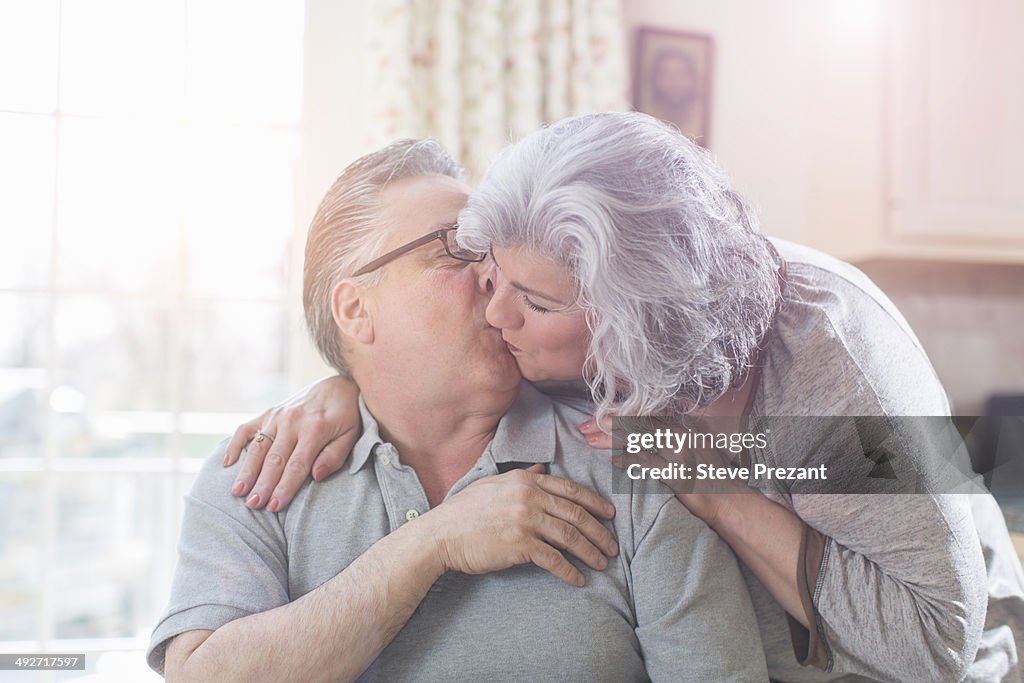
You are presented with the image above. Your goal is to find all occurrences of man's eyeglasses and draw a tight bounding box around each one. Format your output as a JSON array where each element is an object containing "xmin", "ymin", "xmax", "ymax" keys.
[{"xmin": 352, "ymin": 224, "xmax": 486, "ymax": 277}]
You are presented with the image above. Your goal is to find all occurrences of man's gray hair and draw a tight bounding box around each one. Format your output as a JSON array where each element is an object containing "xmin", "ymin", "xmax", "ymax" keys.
[
  {"xmin": 457, "ymin": 112, "xmax": 784, "ymax": 421},
  {"xmin": 304, "ymin": 138, "xmax": 463, "ymax": 374}
]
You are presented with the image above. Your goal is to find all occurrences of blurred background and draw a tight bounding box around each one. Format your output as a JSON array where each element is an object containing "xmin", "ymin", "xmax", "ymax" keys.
[{"xmin": 0, "ymin": 0, "xmax": 1021, "ymax": 680}]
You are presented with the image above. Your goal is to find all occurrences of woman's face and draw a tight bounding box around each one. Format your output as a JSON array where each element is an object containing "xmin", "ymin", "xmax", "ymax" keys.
[{"xmin": 481, "ymin": 245, "xmax": 590, "ymax": 382}]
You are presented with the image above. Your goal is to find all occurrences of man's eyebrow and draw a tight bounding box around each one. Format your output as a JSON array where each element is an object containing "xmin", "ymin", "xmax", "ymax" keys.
[
  {"xmin": 490, "ymin": 248, "xmax": 570, "ymax": 306},
  {"xmin": 411, "ymin": 244, "xmax": 445, "ymax": 262}
]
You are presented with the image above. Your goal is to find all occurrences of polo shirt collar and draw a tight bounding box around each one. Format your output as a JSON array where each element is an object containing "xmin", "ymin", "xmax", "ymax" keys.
[
  {"xmin": 484, "ymin": 382, "xmax": 555, "ymax": 468},
  {"xmin": 348, "ymin": 395, "xmax": 383, "ymax": 474},
  {"xmin": 346, "ymin": 382, "xmax": 556, "ymax": 474}
]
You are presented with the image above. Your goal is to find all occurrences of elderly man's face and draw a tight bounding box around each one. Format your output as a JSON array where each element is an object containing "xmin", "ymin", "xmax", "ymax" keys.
[{"xmin": 363, "ymin": 174, "xmax": 521, "ymax": 395}]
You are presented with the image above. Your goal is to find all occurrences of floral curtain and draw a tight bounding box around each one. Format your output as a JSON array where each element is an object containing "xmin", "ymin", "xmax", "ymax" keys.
[{"xmin": 366, "ymin": 0, "xmax": 628, "ymax": 180}]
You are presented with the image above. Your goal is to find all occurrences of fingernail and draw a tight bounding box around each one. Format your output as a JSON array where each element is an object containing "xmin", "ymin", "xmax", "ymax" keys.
[
  {"xmin": 597, "ymin": 556, "xmax": 608, "ymax": 569},
  {"xmin": 246, "ymin": 493, "xmax": 261, "ymax": 507},
  {"xmin": 609, "ymin": 542, "xmax": 619, "ymax": 556},
  {"xmin": 313, "ymin": 465, "xmax": 327, "ymax": 481},
  {"xmin": 267, "ymin": 497, "xmax": 280, "ymax": 512},
  {"xmin": 222, "ymin": 454, "xmax": 231, "ymax": 466},
  {"xmin": 586, "ymin": 435, "xmax": 596, "ymax": 444},
  {"xmin": 231, "ymin": 480, "xmax": 246, "ymax": 495},
  {"xmin": 579, "ymin": 421, "xmax": 592, "ymax": 432}
]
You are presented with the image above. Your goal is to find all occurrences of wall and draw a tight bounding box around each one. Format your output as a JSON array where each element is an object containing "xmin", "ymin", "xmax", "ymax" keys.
[
  {"xmin": 857, "ymin": 260, "xmax": 1024, "ymax": 415},
  {"xmin": 621, "ymin": 0, "xmax": 887, "ymax": 254}
]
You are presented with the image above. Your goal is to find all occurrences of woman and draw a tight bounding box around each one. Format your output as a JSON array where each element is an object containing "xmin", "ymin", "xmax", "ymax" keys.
[{"xmin": 224, "ymin": 113, "xmax": 1023, "ymax": 681}]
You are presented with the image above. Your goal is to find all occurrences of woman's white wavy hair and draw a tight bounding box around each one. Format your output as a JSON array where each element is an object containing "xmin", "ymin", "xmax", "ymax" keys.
[{"xmin": 457, "ymin": 112, "xmax": 784, "ymax": 422}]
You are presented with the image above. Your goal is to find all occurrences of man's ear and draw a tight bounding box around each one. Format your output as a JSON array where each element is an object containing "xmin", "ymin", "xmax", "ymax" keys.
[{"xmin": 331, "ymin": 280, "xmax": 374, "ymax": 344}]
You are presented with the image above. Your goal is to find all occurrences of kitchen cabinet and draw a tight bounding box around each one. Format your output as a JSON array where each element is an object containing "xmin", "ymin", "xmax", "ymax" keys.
[{"xmin": 884, "ymin": 0, "xmax": 1024, "ymax": 261}]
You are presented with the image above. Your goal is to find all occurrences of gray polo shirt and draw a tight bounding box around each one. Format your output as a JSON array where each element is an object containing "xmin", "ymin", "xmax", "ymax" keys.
[{"xmin": 147, "ymin": 383, "xmax": 768, "ymax": 681}]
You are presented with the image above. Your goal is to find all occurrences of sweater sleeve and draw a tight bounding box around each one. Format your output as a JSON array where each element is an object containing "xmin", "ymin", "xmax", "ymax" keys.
[{"xmin": 790, "ymin": 491, "xmax": 986, "ymax": 681}]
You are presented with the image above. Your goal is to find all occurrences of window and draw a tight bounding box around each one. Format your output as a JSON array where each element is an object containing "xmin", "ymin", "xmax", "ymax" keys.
[{"xmin": 0, "ymin": 1, "xmax": 306, "ymax": 679}]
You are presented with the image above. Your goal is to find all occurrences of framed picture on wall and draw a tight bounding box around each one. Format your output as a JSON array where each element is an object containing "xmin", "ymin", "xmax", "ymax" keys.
[{"xmin": 633, "ymin": 27, "xmax": 714, "ymax": 147}]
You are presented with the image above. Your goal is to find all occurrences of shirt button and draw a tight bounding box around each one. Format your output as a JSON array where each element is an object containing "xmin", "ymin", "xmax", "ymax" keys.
[
  {"xmin": 378, "ymin": 452, "xmax": 391, "ymax": 466},
  {"xmin": 405, "ymin": 509, "xmax": 420, "ymax": 521}
]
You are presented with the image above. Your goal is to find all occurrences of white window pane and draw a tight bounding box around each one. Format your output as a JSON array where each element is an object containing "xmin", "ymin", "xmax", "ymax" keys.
[
  {"xmin": 184, "ymin": 126, "xmax": 297, "ymax": 298},
  {"xmin": 52, "ymin": 294, "xmax": 171, "ymax": 408},
  {"xmin": 56, "ymin": 118, "xmax": 182, "ymax": 292},
  {"xmin": 180, "ymin": 302, "xmax": 288, "ymax": 413},
  {"xmin": 54, "ymin": 475, "xmax": 172, "ymax": 639},
  {"xmin": 0, "ymin": 0, "xmax": 59, "ymax": 112},
  {"xmin": 0, "ymin": 294, "xmax": 48, "ymax": 460},
  {"xmin": 0, "ymin": 477, "xmax": 42, "ymax": 641},
  {"xmin": 0, "ymin": 294, "xmax": 49, "ymax": 368},
  {"xmin": 54, "ymin": 296, "xmax": 171, "ymax": 459},
  {"xmin": 0, "ymin": 113, "xmax": 55, "ymax": 288},
  {"xmin": 186, "ymin": 0, "xmax": 304, "ymax": 125},
  {"xmin": 0, "ymin": 382, "xmax": 46, "ymax": 461},
  {"xmin": 60, "ymin": 0, "xmax": 185, "ymax": 116}
]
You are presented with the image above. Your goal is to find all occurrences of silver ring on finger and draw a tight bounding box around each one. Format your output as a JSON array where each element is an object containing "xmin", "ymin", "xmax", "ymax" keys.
[{"xmin": 253, "ymin": 430, "xmax": 275, "ymax": 445}]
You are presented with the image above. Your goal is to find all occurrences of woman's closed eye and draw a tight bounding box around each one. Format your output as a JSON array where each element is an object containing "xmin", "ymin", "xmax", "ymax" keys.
[{"xmin": 521, "ymin": 294, "xmax": 551, "ymax": 313}]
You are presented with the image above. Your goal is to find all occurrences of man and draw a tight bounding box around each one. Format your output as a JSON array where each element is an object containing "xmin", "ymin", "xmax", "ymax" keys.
[{"xmin": 147, "ymin": 140, "xmax": 768, "ymax": 681}]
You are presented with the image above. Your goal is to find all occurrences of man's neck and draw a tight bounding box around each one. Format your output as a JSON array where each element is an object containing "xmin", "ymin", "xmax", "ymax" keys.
[{"xmin": 359, "ymin": 384, "xmax": 518, "ymax": 507}]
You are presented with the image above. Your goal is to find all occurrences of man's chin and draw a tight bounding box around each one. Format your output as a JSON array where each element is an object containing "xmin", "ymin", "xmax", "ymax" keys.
[
  {"xmin": 478, "ymin": 331, "xmax": 525, "ymax": 386},
  {"xmin": 498, "ymin": 355, "xmax": 524, "ymax": 386},
  {"xmin": 477, "ymin": 347, "xmax": 524, "ymax": 386}
]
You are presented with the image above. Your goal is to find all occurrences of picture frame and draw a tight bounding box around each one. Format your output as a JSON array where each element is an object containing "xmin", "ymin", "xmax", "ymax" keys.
[{"xmin": 632, "ymin": 27, "xmax": 714, "ymax": 147}]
